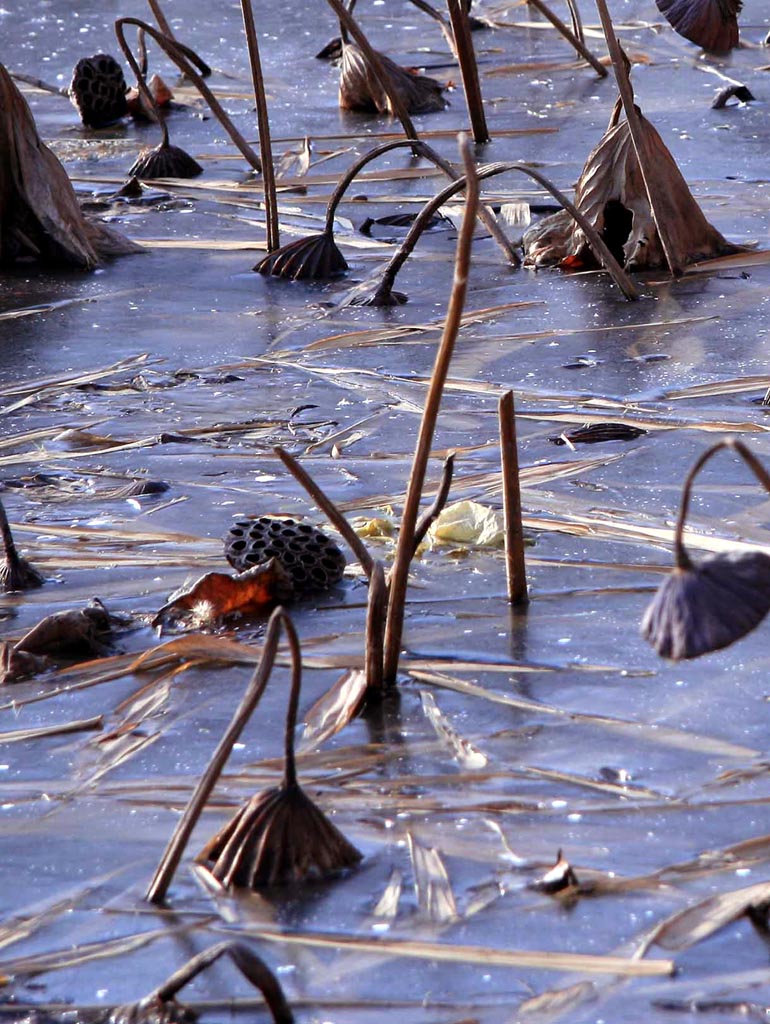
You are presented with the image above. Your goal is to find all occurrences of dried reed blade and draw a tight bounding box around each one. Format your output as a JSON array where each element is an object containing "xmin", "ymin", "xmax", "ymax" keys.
[
  {"xmin": 407, "ymin": 831, "xmax": 459, "ymax": 922},
  {"xmin": 652, "ymin": 880, "xmax": 770, "ymax": 952}
]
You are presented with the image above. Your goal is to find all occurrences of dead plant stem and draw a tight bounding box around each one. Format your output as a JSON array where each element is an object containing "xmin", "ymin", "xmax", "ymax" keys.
[{"xmin": 499, "ymin": 391, "xmax": 529, "ymax": 606}]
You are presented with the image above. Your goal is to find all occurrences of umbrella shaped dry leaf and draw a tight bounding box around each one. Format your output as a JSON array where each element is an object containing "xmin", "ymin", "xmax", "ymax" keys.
[
  {"xmin": 339, "ymin": 41, "xmax": 447, "ymax": 115},
  {"xmin": 523, "ymin": 110, "xmax": 740, "ymax": 271},
  {"xmin": 0, "ymin": 498, "xmax": 44, "ymax": 592},
  {"xmin": 0, "ymin": 63, "xmax": 142, "ymax": 268},
  {"xmin": 656, "ymin": 0, "xmax": 741, "ymax": 52},
  {"xmin": 254, "ymin": 229, "xmax": 348, "ymax": 280}
]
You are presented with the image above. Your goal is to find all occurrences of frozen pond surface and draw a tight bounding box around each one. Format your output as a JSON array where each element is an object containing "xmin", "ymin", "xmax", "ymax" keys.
[{"xmin": 2, "ymin": 1, "xmax": 770, "ymax": 1021}]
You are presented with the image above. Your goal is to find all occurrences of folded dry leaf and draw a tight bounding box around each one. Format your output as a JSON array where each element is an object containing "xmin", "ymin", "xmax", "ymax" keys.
[
  {"xmin": 339, "ymin": 42, "xmax": 447, "ymax": 115},
  {"xmin": 656, "ymin": 0, "xmax": 741, "ymax": 52}
]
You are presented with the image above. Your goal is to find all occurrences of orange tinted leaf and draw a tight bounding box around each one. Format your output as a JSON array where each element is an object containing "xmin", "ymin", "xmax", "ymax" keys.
[{"xmin": 153, "ymin": 560, "xmax": 294, "ymax": 628}]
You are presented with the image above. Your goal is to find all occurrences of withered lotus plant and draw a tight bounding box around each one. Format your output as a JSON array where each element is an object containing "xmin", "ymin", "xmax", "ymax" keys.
[
  {"xmin": 656, "ymin": 0, "xmax": 741, "ymax": 52},
  {"xmin": 109, "ymin": 941, "xmax": 293, "ymax": 1024},
  {"xmin": 642, "ymin": 440, "xmax": 770, "ymax": 661},
  {"xmin": 198, "ymin": 611, "xmax": 362, "ymax": 888},
  {"xmin": 0, "ymin": 63, "xmax": 142, "ymax": 268},
  {"xmin": 146, "ymin": 607, "xmax": 360, "ymax": 904},
  {"xmin": 0, "ymin": 499, "xmax": 44, "ymax": 593},
  {"xmin": 523, "ymin": 104, "xmax": 740, "ymax": 272}
]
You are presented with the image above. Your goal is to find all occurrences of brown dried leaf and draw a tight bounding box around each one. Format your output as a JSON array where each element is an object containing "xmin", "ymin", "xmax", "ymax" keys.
[
  {"xmin": 656, "ymin": 0, "xmax": 741, "ymax": 52},
  {"xmin": 0, "ymin": 63, "xmax": 142, "ymax": 268},
  {"xmin": 16, "ymin": 600, "xmax": 116, "ymax": 659},
  {"xmin": 253, "ymin": 231, "xmax": 348, "ymax": 280},
  {"xmin": 153, "ymin": 560, "xmax": 294, "ymax": 628},
  {"xmin": 0, "ymin": 643, "xmax": 51, "ymax": 685},
  {"xmin": 523, "ymin": 112, "xmax": 740, "ymax": 271},
  {"xmin": 653, "ymin": 880, "xmax": 770, "ymax": 951},
  {"xmin": 339, "ymin": 42, "xmax": 447, "ymax": 115}
]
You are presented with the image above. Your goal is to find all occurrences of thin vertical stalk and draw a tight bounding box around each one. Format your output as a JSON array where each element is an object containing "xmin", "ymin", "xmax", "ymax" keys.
[
  {"xmin": 382, "ymin": 136, "xmax": 479, "ymax": 684},
  {"xmin": 446, "ymin": 0, "xmax": 490, "ymax": 143},
  {"xmin": 281, "ymin": 614, "xmax": 302, "ymax": 788},
  {"xmin": 593, "ymin": 0, "xmax": 681, "ymax": 276},
  {"xmin": 498, "ymin": 391, "xmax": 529, "ymax": 607},
  {"xmin": 241, "ymin": 0, "xmax": 280, "ymax": 251},
  {"xmin": 527, "ymin": 0, "xmax": 606, "ymax": 76},
  {"xmin": 146, "ymin": 607, "xmax": 288, "ymax": 904},
  {"xmin": 365, "ymin": 561, "xmax": 387, "ymax": 693}
]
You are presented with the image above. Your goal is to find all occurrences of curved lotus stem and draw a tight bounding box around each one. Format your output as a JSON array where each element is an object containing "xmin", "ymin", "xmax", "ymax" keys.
[
  {"xmin": 673, "ymin": 439, "xmax": 770, "ymax": 572},
  {"xmin": 323, "ymin": 137, "xmax": 518, "ymax": 265},
  {"xmin": 282, "ymin": 613, "xmax": 302, "ymax": 789},
  {"xmin": 361, "ymin": 160, "xmax": 638, "ymax": 304},
  {"xmin": 322, "ymin": 0, "xmax": 420, "ymax": 144},
  {"xmin": 146, "ymin": 606, "xmax": 297, "ymax": 904},
  {"xmin": 116, "ymin": 17, "xmax": 262, "ymax": 174},
  {"xmin": 150, "ymin": 943, "xmax": 293, "ymax": 1024},
  {"xmin": 115, "ymin": 18, "xmax": 171, "ymax": 148}
]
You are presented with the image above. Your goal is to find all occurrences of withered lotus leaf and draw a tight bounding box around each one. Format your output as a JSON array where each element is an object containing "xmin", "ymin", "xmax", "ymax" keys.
[
  {"xmin": 126, "ymin": 73, "xmax": 175, "ymax": 119},
  {"xmin": 16, "ymin": 600, "xmax": 116, "ymax": 659},
  {"xmin": 339, "ymin": 42, "xmax": 447, "ymax": 115},
  {"xmin": 253, "ymin": 231, "xmax": 348, "ymax": 280},
  {"xmin": 0, "ymin": 644, "xmax": 50, "ymax": 685},
  {"xmin": 129, "ymin": 142, "xmax": 203, "ymax": 180},
  {"xmin": 641, "ymin": 550, "xmax": 770, "ymax": 660},
  {"xmin": 0, "ymin": 498, "xmax": 44, "ymax": 592},
  {"xmin": 198, "ymin": 781, "xmax": 362, "ymax": 888},
  {"xmin": 523, "ymin": 112, "xmax": 740, "ymax": 272},
  {"xmin": 152, "ymin": 560, "xmax": 294, "ymax": 628},
  {"xmin": 656, "ymin": 0, "xmax": 741, "ymax": 52},
  {"xmin": 0, "ymin": 63, "xmax": 142, "ymax": 268},
  {"xmin": 69, "ymin": 53, "xmax": 128, "ymax": 128}
]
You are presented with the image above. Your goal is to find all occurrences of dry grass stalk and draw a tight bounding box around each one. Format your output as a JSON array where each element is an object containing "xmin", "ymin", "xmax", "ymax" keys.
[
  {"xmin": 240, "ymin": 0, "xmax": 279, "ymax": 251},
  {"xmin": 197, "ymin": 612, "xmax": 361, "ymax": 888},
  {"xmin": 446, "ymin": 0, "xmax": 489, "ymax": 143},
  {"xmin": 498, "ymin": 392, "xmax": 528, "ymax": 607},
  {"xmin": 382, "ymin": 136, "xmax": 479, "ymax": 684},
  {"xmin": 0, "ymin": 64, "xmax": 141, "ymax": 268},
  {"xmin": 110, "ymin": 941, "xmax": 293, "ymax": 1024},
  {"xmin": 642, "ymin": 439, "xmax": 770, "ymax": 660}
]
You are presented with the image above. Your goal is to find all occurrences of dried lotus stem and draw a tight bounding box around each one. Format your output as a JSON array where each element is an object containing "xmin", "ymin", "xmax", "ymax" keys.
[
  {"xmin": 116, "ymin": 18, "xmax": 262, "ymax": 173},
  {"xmin": 499, "ymin": 391, "xmax": 529, "ymax": 607},
  {"xmin": 527, "ymin": 0, "xmax": 606, "ymax": 76},
  {"xmin": 413, "ymin": 453, "xmax": 455, "ymax": 553},
  {"xmin": 146, "ymin": 607, "xmax": 287, "ymax": 903},
  {"xmin": 382, "ymin": 136, "xmax": 479, "ymax": 685},
  {"xmin": 673, "ymin": 439, "xmax": 770, "ymax": 570},
  {"xmin": 365, "ymin": 561, "xmax": 388, "ymax": 693},
  {"xmin": 446, "ymin": 0, "xmax": 490, "ymax": 143},
  {"xmin": 146, "ymin": 0, "xmax": 212, "ymax": 76},
  {"xmin": 241, "ymin": 0, "xmax": 279, "ymax": 251}
]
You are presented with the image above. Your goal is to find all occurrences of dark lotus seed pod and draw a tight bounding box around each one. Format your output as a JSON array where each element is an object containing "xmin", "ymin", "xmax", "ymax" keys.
[
  {"xmin": 224, "ymin": 517, "xmax": 346, "ymax": 593},
  {"xmin": 69, "ymin": 54, "xmax": 128, "ymax": 128}
]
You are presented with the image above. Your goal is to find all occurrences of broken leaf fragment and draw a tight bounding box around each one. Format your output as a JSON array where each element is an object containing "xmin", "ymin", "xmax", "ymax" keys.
[
  {"xmin": 428, "ymin": 500, "xmax": 505, "ymax": 549},
  {"xmin": 153, "ymin": 560, "xmax": 294, "ymax": 628}
]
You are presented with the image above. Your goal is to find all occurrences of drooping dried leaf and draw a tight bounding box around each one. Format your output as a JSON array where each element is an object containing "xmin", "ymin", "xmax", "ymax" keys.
[
  {"xmin": 0, "ymin": 643, "xmax": 51, "ymax": 685},
  {"xmin": 656, "ymin": 0, "xmax": 741, "ymax": 52},
  {"xmin": 0, "ymin": 62, "xmax": 142, "ymax": 268},
  {"xmin": 339, "ymin": 42, "xmax": 447, "ymax": 115},
  {"xmin": 652, "ymin": 880, "xmax": 770, "ymax": 951},
  {"xmin": 224, "ymin": 516, "xmax": 346, "ymax": 592},
  {"xmin": 152, "ymin": 560, "xmax": 294, "ymax": 628},
  {"xmin": 69, "ymin": 53, "xmax": 128, "ymax": 128},
  {"xmin": 15, "ymin": 599, "xmax": 117, "ymax": 659},
  {"xmin": 130, "ymin": 141, "xmax": 203, "ymax": 180},
  {"xmin": 253, "ymin": 231, "xmax": 348, "ymax": 280},
  {"xmin": 523, "ymin": 112, "xmax": 740, "ymax": 271},
  {"xmin": 198, "ymin": 782, "xmax": 362, "ymax": 888},
  {"xmin": 641, "ymin": 550, "xmax": 770, "ymax": 660}
]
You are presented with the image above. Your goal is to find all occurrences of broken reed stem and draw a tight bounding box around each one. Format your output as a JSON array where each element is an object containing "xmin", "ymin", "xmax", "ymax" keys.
[
  {"xmin": 322, "ymin": 0, "xmax": 420, "ymax": 145},
  {"xmin": 274, "ymin": 447, "xmax": 375, "ymax": 580},
  {"xmin": 406, "ymin": 0, "xmax": 458, "ymax": 55},
  {"xmin": 593, "ymin": 0, "xmax": 681, "ymax": 276},
  {"xmin": 413, "ymin": 453, "xmax": 455, "ymax": 553},
  {"xmin": 365, "ymin": 561, "xmax": 387, "ymax": 693},
  {"xmin": 446, "ymin": 0, "xmax": 490, "ymax": 144},
  {"xmin": 673, "ymin": 439, "xmax": 770, "ymax": 572},
  {"xmin": 116, "ymin": 18, "xmax": 262, "ymax": 173},
  {"xmin": 146, "ymin": 607, "xmax": 288, "ymax": 904},
  {"xmin": 115, "ymin": 18, "xmax": 169, "ymax": 145},
  {"xmin": 9, "ymin": 71, "xmax": 67, "ymax": 96},
  {"xmin": 527, "ymin": 0, "xmax": 606, "ymax": 77},
  {"xmin": 498, "ymin": 391, "xmax": 529, "ymax": 606},
  {"xmin": 153, "ymin": 942, "xmax": 293, "ymax": 1024},
  {"xmin": 240, "ymin": 0, "xmax": 280, "ymax": 251},
  {"xmin": 382, "ymin": 136, "xmax": 479, "ymax": 685}
]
